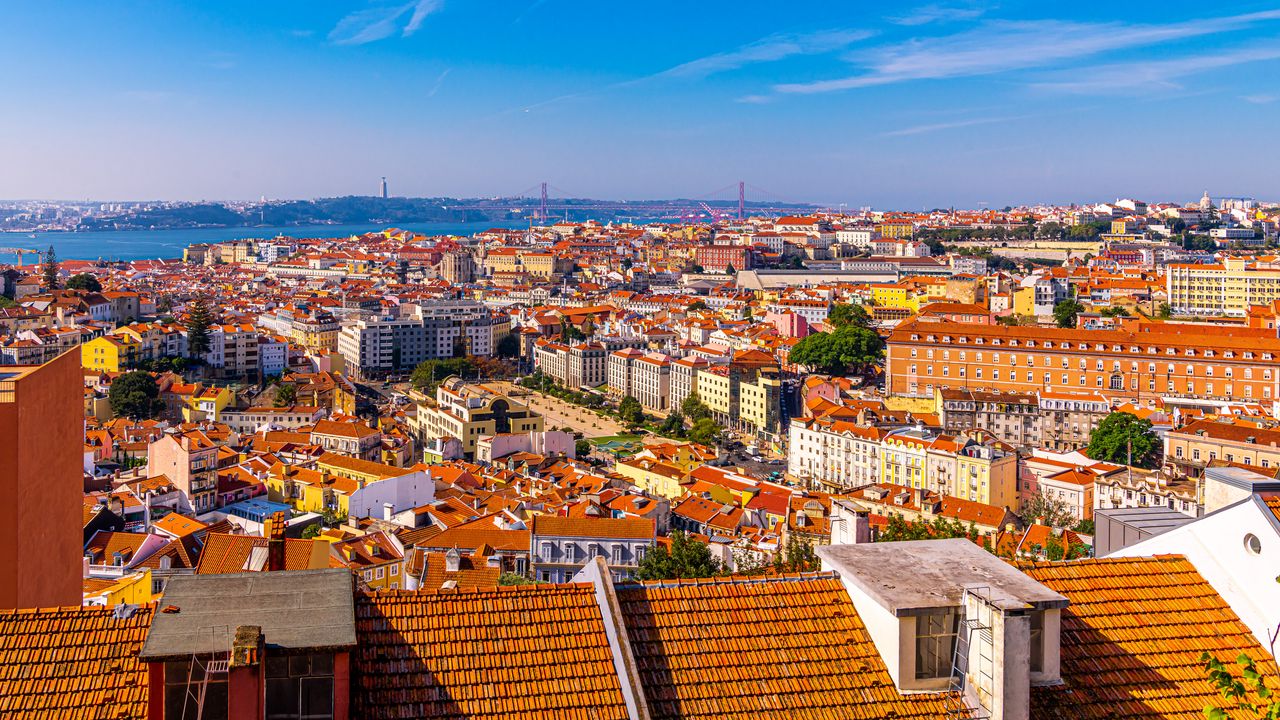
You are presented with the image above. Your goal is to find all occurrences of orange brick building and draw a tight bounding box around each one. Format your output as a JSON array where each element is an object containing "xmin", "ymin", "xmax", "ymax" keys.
[
  {"xmin": 0, "ymin": 350, "xmax": 84, "ymax": 610},
  {"xmin": 886, "ymin": 319, "xmax": 1280, "ymax": 406}
]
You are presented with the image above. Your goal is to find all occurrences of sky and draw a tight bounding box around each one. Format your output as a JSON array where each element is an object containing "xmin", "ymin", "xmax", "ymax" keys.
[{"xmin": 2, "ymin": 1, "xmax": 1279, "ymax": 208}]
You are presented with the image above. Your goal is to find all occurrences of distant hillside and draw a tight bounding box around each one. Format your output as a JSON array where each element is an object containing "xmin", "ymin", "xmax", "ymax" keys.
[{"xmin": 73, "ymin": 195, "xmax": 814, "ymax": 230}]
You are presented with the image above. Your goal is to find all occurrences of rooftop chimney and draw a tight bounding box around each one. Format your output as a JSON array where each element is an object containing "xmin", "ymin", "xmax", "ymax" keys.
[
  {"xmin": 265, "ymin": 511, "xmax": 286, "ymax": 572},
  {"xmin": 445, "ymin": 548, "xmax": 461, "ymax": 573}
]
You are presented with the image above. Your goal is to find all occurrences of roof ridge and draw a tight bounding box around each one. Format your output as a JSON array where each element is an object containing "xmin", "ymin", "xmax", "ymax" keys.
[{"xmin": 616, "ymin": 570, "xmax": 836, "ymax": 590}]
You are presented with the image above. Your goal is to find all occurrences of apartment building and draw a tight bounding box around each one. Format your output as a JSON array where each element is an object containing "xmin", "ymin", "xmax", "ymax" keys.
[
  {"xmin": 1166, "ymin": 256, "xmax": 1280, "ymax": 317},
  {"xmin": 410, "ymin": 377, "xmax": 543, "ymax": 458},
  {"xmin": 530, "ymin": 515, "xmax": 655, "ymax": 583},
  {"xmin": 887, "ymin": 319, "xmax": 1280, "ymax": 407},
  {"xmin": 936, "ymin": 388, "xmax": 1109, "ymax": 452},
  {"xmin": 1165, "ymin": 418, "xmax": 1280, "ymax": 477},
  {"xmin": 338, "ymin": 302, "xmax": 499, "ymax": 381},
  {"xmin": 669, "ymin": 355, "xmax": 709, "ymax": 412},
  {"xmin": 147, "ymin": 429, "xmax": 222, "ymax": 514},
  {"xmin": 694, "ymin": 349, "xmax": 781, "ymax": 434},
  {"xmin": 788, "ymin": 418, "xmax": 887, "ymax": 492},
  {"xmin": 607, "ymin": 348, "xmax": 672, "ymax": 411},
  {"xmin": 532, "ymin": 339, "xmax": 608, "ymax": 389},
  {"xmin": 789, "ymin": 419, "xmax": 1017, "ymax": 507}
]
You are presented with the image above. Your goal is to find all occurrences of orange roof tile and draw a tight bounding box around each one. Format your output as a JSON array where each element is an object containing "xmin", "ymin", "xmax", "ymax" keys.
[
  {"xmin": 353, "ymin": 584, "xmax": 629, "ymax": 719},
  {"xmin": 616, "ymin": 575, "xmax": 954, "ymax": 719},
  {"xmin": 0, "ymin": 604, "xmax": 153, "ymax": 720},
  {"xmin": 1023, "ymin": 555, "xmax": 1280, "ymax": 719}
]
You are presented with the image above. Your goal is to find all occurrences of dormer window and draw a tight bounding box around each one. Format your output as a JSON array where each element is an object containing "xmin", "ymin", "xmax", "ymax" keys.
[{"xmin": 915, "ymin": 610, "xmax": 958, "ymax": 680}]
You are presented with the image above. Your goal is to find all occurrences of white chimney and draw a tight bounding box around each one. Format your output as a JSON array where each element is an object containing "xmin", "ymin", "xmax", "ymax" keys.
[{"xmin": 382, "ymin": 502, "xmax": 394, "ymax": 522}]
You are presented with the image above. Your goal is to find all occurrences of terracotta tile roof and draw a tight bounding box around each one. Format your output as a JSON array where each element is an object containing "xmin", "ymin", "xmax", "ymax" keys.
[
  {"xmin": 195, "ymin": 533, "xmax": 325, "ymax": 574},
  {"xmin": 420, "ymin": 552, "xmax": 502, "ymax": 590},
  {"xmin": 0, "ymin": 604, "xmax": 154, "ymax": 720},
  {"xmin": 353, "ymin": 584, "xmax": 629, "ymax": 720},
  {"xmin": 530, "ymin": 515, "xmax": 655, "ymax": 540},
  {"xmin": 615, "ymin": 575, "xmax": 954, "ymax": 719},
  {"xmin": 1023, "ymin": 555, "xmax": 1280, "ymax": 719}
]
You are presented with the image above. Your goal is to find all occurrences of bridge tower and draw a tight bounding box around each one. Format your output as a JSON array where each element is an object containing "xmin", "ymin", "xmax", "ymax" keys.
[
  {"xmin": 540, "ymin": 182, "xmax": 548, "ymax": 222},
  {"xmin": 738, "ymin": 181, "xmax": 745, "ymax": 220}
]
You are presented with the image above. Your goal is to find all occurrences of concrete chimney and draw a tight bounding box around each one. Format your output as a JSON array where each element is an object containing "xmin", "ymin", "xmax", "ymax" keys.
[{"xmin": 265, "ymin": 511, "xmax": 286, "ymax": 572}]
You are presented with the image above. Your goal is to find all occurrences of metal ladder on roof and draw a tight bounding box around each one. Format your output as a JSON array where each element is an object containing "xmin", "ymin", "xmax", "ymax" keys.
[
  {"xmin": 181, "ymin": 653, "xmax": 229, "ymax": 720},
  {"xmin": 946, "ymin": 586, "xmax": 994, "ymax": 720}
]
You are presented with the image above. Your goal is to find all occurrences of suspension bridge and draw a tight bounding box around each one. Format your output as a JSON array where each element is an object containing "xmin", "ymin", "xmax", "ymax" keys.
[{"xmin": 470, "ymin": 181, "xmax": 821, "ymax": 222}]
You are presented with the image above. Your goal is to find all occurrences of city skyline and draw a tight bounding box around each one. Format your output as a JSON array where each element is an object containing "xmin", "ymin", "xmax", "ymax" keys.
[{"xmin": 4, "ymin": 1, "xmax": 1280, "ymax": 206}]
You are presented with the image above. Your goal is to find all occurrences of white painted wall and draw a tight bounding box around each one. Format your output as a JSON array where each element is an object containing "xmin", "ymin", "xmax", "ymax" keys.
[{"xmin": 348, "ymin": 470, "xmax": 435, "ymax": 520}]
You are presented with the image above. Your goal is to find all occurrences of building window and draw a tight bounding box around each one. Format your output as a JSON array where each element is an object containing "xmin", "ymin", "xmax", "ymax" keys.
[
  {"xmin": 165, "ymin": 657, "xmax": 228, "ymax": 720},
  {"xmin": 1029, "ymin": 611, "xmax": 1045, "ymax": 673},
  {"xmin": 266, "ymin": 653, "xmax": 335, "ymax": 720},
  {"xmin": 915, "ymin": 610, "xmax": 958, "ymax": 680}
]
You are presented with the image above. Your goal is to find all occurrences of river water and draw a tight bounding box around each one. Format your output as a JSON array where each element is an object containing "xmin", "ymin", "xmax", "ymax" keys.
[{"xmin": 0, "ymin": 220, "xmax": 534, "ymax": 262}]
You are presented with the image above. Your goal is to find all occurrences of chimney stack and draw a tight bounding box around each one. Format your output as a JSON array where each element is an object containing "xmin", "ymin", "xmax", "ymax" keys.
[{"xmin": 265, "ymin": 511, "xmax": 286, "ymax": 572}]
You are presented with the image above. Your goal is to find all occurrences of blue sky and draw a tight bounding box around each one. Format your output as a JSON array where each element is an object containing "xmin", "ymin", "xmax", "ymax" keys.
[{"xmin": 2, "ymin": 1, "xmax": 1279, "ymax": 207}]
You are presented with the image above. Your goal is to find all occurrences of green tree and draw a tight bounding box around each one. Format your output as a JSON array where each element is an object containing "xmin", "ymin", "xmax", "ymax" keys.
[
  {"xmin": 1157, "ymin": 302, "xmax": 1173, "ymax": 319},
  {"xmin": 827, "ymin": 302, "xmax": 872, "ymax": 329},
  {"xmin": 0, "ymin": 295, "xmax": 16, "ymax": 309},
  {"xmin": 499, "ymin": 571, "xmax": 537, "ymax": 586},
  {"xmin": 274, "ymin": 383, "xmax": 297, "ymax": 407},
  {"xmin": 724, "ymin": 263, "xmax": 736, "ymax": 275},
  {"xmin": 687, "ymin": 299, "xmax": 709, "ymax": 311},
  {"xmin": 774, "ymin": 536, "xmax": 821, "ymax": 573},
  {"xmin": 108, "ymin": 371, "xmax": 164, "ymax": 420},
  {"xmin": 574, "ymin": 439, "xmax": 592, "ymax": 457},
  {"xmin": 410, "ymin": 357, "xmax": 476, "ymax": 394},
  {"xmin": 300, "ymin": 524, "xmax": 322, "ymax": 539},
  {"xmin": 559, "ymin": 317, "xmax": 585, "ymax": 342},
  {"xmin": 65, "ymin": 272, "xmax": 102, "ymax": 292},
  {"xmin": 688, "ymin": 417, "xmax": 720, "ymax": 445},
  {"xmin": 681, "ymin": 392, "xmax": 712, "ymax": 421},
  {"xmin": 1020, "ymin": 489, "xmax": 1077, "ymax": 528},
  {"xmin": 1200, "ymin": 651, "xmax": 1279, "ymax": 720},
  {"xmin": 876, "ymin": 514, "xmax": 981, "ymax": 543},
  {"xmin": 1087, "ymin": 412, "xmax": 1158, "ymax": 468},
  {"xmin": 634, "ymin": 531, "xmax": 721, "ymax": 581},
  {"xmin": 788, "ymin": 325, "xmax": 884, "ymax": 375},
  {"xmin": 687, "ymin": 263, "xmax": 704, "ymax": 274},
  {"xmin": 657, "ymin": 409, "xmax": 686, "ymax": 438},
  {"xmin": 618, "ymin": 395, "xmax": 645, "ymax": 426},
  {"xmin": 185, "ymin": 297, "xmax": 214, "ymax": 358},
  {"xmin": 1100, "ymin": 305, "xmax": 1131, "ymax": 318},
  {"xmin": 496, "ymin": 333, "xmax": 520, "ymax": 359},
  {"xmin": 1053, "ymin": 299, "xmax": 1083, "ymax": 328},
  {"xmin": 41, "ymin": 245, "xmax": 59, "ymax": 291}
]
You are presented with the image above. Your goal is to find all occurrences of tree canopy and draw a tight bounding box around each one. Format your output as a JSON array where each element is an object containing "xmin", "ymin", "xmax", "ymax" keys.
[
  {"xmin": 657, "ymin": 409, "xmax": 686, "ymax": 438},
  {"xmin": 495, "ymin": 333, "xmax": 520, "ymax": 359},
  {"xmin": 273, "ymin": 383, "xmax": 297, "ymax": 407},
  {"xmin": 1087, "ymin": 412, "xmax": 1158, "ymax": 468},
  {"xmin": 634, "ymin": 531, "xmax": 721, "ymax": 580},
  {"xmin": 1053, "ymin": 299, "xmax": 1083, "ymax": 328},
  {"xmin": 42, "ymin": 245, "xmax": 59, "ymax": 291},
  {"xmin": 681, "ymin": 392, "xmax": 712, "ymax": 421},
  {"xmin": 108, "ymin": 371, "xmax": 164, "ymax": 420},
  {"xmin": 185, "ymin": 297, "xmax": 214, "ymax": 358},
  {"xmin": 618, "ymin": 395, "xmax": 645, "ymax": 426},
  {"xmin": 1019, "ymin": 489, "xmax": 1079, "ymax": 528},
  {"xmin": 410, "ymin": 357, "xmax": 476, "ymax": 394},
  {"xmin": 65, "ymin": 272, "xmax": 102, "ymax": 292},
  {"xmin": 688, "ymin": 417, "xmax": 720, "ymax": 446},
  {"xmin": 788, "ymin": 325, "xmax": 884, "ymax": 375},
  {"xmin": 827, "ymin": 302, "xmax": 872, "ymax": 329}
]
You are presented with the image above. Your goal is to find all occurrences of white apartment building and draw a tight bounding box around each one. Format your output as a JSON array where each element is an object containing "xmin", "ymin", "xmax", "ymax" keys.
[
  {"xmin": 670, "ymin": 355, "xmax": 708, "ymax": 411},
  {"xmin": 533, "ymin": 339, "xmax": 607, "ymax": 389},
  {"xmin": 788, "ymin": 418, "xmax": 886, "ymax": 492}
]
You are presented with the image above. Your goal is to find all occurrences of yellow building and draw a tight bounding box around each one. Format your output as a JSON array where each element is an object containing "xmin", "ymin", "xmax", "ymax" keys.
[
  {"xmin": 266, "ymin": 463, "xmax": 359, "ymax": 517},
  {"xmin": 1167, "ymin": 257, "xmax": 1280, "ymax": 318},
  {"xmin": 334, "ymin": 531, "xmax": 405, "ymax": 590},
  {"xmin": 694, "ymin": 368, "xmax": 734, "ymax": 419},
  {"xmin": 316, "ymin": 452, "xmax": 415, "ymax": 487},
  {"xmin": 739, "ymin": 373, "xmax": 782, "ymax": 436},
  {"xmin": 870, "ymin": 283, "xmax": 923, "ymax": 312},
  {"xmin": 185, "ymin": 385, "xmax": 234, "ymax": 423},
  {"xmin": 877, "ymin": 221, "xmax": 914, "ymax": 239},
  {"xmin": 83, "ymin": 568, "xmax": 154, "ymax": 606},
  {"xmin": 82, "ymin": 335, "xmax": 144, "ymax": 373},
  {"xmin": 1012, "ymin": 286, "xmax": 1038, "ymax": 317},
  {"xmin": 880, "ymin": 434, "xmax": 930, "ymax": 488},
  {"xmin": 614, "ymin": 457, "xmax": 688, "ymax": 499}
]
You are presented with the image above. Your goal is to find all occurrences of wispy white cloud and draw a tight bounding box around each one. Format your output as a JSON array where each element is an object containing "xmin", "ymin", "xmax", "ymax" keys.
[
  {"xmin": 1243, "ymin": 93, "xmax": 1278, "ymax": 104},
  {"xmin": 1031, "ymin": 45, "xmax": 1280, "ymax": 94},
  {"xmin": 655, "ymin": 29, "xmax": 875, "ymax": 80},
  {"xmin": 329, "ymin": 0, "xmax": 442, "ymax": 45},
  {"xmin": 890, "ymin": 2, "xmax": 988, "ymax": 26},
  {"xmin": 735, "ymin": 94, "xmax": 773, "ymax": 104},
  {"xmin": 882, "ymin": 114, "xmax": 1028, "ymax": 136},
  {"xmin": 775, "ymin": 9, "xmax": 1280, "ymax": 95}
]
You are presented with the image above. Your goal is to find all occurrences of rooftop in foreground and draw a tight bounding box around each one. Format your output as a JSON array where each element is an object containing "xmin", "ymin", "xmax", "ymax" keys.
[{"xmin": 818, "ymin": 537, "xmax": 1069, "ymax": 615}]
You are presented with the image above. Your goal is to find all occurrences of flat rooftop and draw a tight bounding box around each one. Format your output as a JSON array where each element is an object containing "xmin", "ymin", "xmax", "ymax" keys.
[
  {"xmin": 1095, "ymin": 507, "xmax": 1195, "ymax": 534},
  {"xmin": 140, "ymin": 569, "xmax": 356, "ymax": 660},
  {"xmin": 818, "ymin": 538, "xmax": 1069, "ymax": 616}
]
